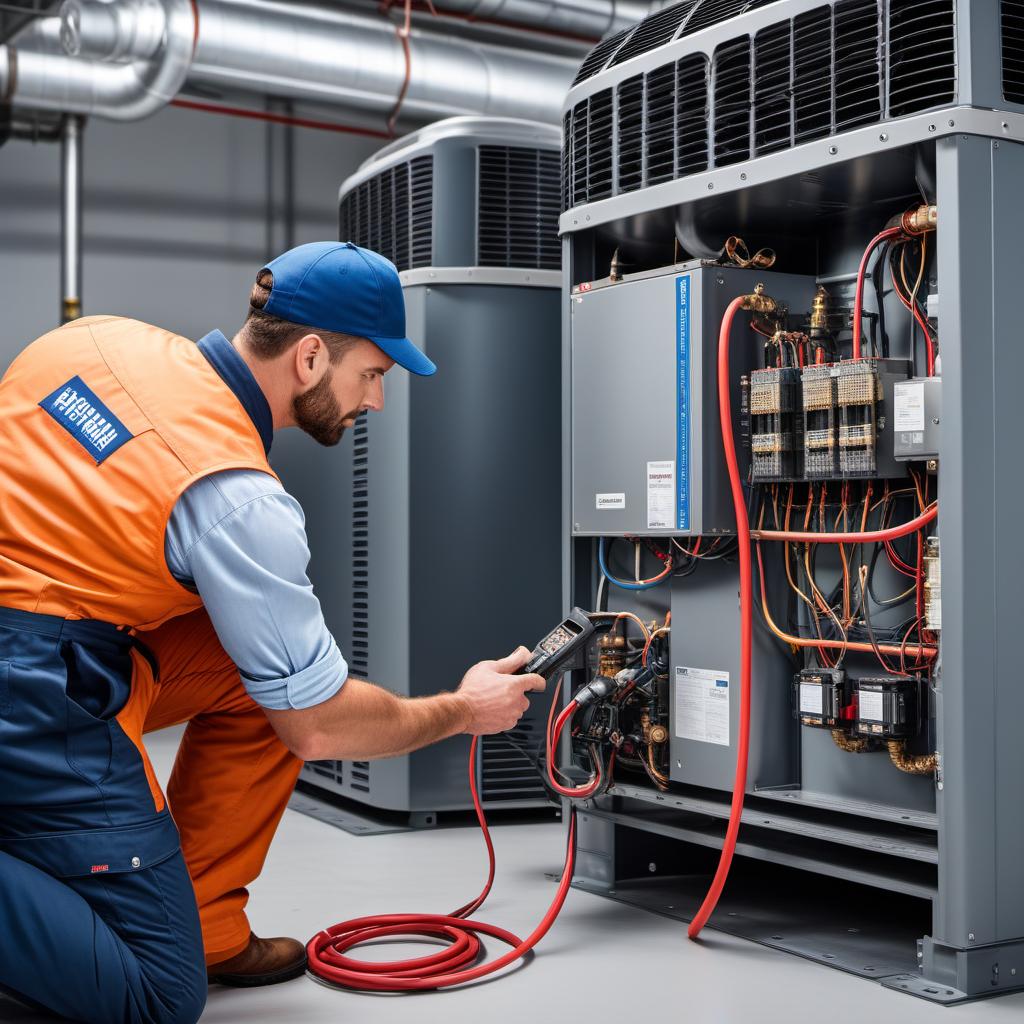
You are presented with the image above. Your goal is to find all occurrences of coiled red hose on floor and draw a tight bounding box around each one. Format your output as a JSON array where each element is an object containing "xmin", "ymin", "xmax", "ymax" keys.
[{"xmin": 307, "ymin": 708, "xmax": 581, "ymax": 991}]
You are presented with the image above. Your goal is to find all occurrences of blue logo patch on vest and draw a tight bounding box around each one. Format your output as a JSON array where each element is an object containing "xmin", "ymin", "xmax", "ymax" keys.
[{"xmin": 39, "ymin": 376, "xmax": 134, "ymax": 464}]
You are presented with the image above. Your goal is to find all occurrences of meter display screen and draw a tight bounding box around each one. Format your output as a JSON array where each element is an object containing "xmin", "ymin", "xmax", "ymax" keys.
[{"xmin": 538, "ymin": 621, "xmax": 584, "ymax": 656}]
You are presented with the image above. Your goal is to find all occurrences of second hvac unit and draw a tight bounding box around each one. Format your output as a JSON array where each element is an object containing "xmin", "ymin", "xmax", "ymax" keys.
[{"xmin": 274, "ymin": 117, "xmax": 562, "ymax": 822}]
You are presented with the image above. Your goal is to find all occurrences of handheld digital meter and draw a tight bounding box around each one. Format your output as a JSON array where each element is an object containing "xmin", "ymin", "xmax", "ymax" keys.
[{"xmin": 519, "ymin": 607, "xmax": 596, "ymax": 679}]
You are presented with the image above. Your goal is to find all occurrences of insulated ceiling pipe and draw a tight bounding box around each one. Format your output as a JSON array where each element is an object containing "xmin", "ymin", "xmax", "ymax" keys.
[
  {"xmin": 0, "ymin": 0, "xmax": 193, "ymax": 120},
  {"xmin": 1, "ymin": 0, "xmax": 579, "ymax": 126},
  {"xmin": 187, "ymin": 0, "xmax": 577, "ymax": 124},
  {"xmin": 382, "ymin": 0, "xmax": 666, "ymax": 42}
]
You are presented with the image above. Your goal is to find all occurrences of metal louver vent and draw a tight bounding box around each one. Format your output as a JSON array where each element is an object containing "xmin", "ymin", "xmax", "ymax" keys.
[
  {"xmin": 573, "ymin": 27, "xmax": 632, "ymax": 85},
  {"xmin": 351, "ymin": 412, "xmax": 369, "ymax": 679},
  {"xmin": 480, "ymin": 723, "xmax": 547, "ymax": 803},
  {"xmin": 350, "ymin": 761, "xmax": 370, "ymax": 793},
  {"xmin": 610, "ymin": 1, "xmax": 698, "ymax": 66},
  {"xmin": 645, "ymin": 63, "xmax": 677, "ymax": 185},
  {"xmin": 561, "ymin": 0, "xmax": 959, "ymax": 210},
  {"xmin": 683, "ymin": 0, "xmax": 749, "ymax": 36},
  {"xmin": 833, "ymin": 0, "xmax": 882, "ymax": 131},
  {"xmin": 753, "ymin": 22, "xmax": 791, "ymax": 154},
  {"xmin": 571, "ymin": 89, "xmax": 616, "ymax": 202},
  {"xmin": 793, "ymin": 7, "xmax": 833, "ymax": 142},
  {"xmin": 617, "ymin": 75, "xmax": 645, "ymax": 192},
  {"xmin": 477, "ymin": 145, "xmax": 561, "ymax": 270},
  {"xmin": 307, "ymin": 761, "xmax": 343, "ymax": 785},
  {"xmin": 409, "ymin": 155, "xmax": 433, "ymax": 268},
  {"xmin": 677, "ymin": 53, "xmax": 711, "ymax": 174},
  {"xmin": 713, "ymin": 36, "xmax": 752, "ymax": 166},
  {"xmin": 1005, "ymin": 0, "xmax": 1024, "ymax": 101},
  {"xmin": 561, "ymin": 111, "xmax": 572, "ymax": 210},
  {"xmin": 340, "ymin": 156, "xmax": 434, "ymax": 271},
  {"xmin": 890, "ymin": 0, "xmax": 956, "ymax": 116}
]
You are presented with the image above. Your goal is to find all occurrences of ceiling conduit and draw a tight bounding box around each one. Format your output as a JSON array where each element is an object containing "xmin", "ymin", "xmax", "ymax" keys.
[{"xmin": 0, "ymin": 0, "xmax": 639, "ymax": 126}]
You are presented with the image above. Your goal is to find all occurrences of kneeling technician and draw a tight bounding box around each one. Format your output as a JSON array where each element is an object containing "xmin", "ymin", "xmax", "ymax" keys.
[{"xmin": 0, "ymin": 241, "xmax": 545, "ymax": 1024}]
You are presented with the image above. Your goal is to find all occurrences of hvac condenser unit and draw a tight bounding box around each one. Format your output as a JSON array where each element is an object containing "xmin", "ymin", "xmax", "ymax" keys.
[
  {"xmin": 557, "ymin": 0, "xmax": 1024, "ymax": 1005},
  {"xmin": 273, "ymin": 117, "xmax": 562, "ymax": 825}
]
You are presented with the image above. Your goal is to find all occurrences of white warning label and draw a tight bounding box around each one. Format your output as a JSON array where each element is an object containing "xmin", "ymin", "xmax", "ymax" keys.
[
  {"xmin": 894, "ymin": 380, "xmax": 926, "ymax": 432},
  {"xmin": 799, "ymin": 683, "xmax": 824, "ymax": 715},
  {"xmin": 675, "ymin": 665, "xmax": 730, "ymax": 746},
  {"xmin": 647, "ymin": 460, "xmax": 675, "ymax": 529},
  {"xmin": 858, "ymin": 689, "xmax": 885, "ymax": 722}
]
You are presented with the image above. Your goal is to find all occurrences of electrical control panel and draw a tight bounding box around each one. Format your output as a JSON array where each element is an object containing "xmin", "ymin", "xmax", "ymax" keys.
[
  {"xmin": 570, "ymin": 264, "xmax": 815, "ymax": 536},
  {"xmin": 550, "ymin": 0, "xmax": 1024, "ymax": 1000}
]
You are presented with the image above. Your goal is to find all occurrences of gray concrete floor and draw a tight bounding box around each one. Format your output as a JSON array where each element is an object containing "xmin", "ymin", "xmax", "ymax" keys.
[{"xmin": 5, "ymin": 725, "xmax": 1024, "ymax": 1023}]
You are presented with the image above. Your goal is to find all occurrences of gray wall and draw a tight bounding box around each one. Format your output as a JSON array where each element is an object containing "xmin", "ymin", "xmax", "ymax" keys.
[{"xmin": 0, "ymin": 104, "xmax": 382, "ymax": 372}]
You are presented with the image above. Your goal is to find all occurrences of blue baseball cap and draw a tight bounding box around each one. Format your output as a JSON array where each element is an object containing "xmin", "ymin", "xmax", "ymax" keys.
[{"xmin": 259, "ymin": 241, "xmax": 436, "ymax": 376}]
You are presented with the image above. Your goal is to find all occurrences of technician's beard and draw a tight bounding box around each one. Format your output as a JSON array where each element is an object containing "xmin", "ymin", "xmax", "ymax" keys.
[{"xmin": 293, "ymin": 372, "xmax": 359, "ymax": 447}]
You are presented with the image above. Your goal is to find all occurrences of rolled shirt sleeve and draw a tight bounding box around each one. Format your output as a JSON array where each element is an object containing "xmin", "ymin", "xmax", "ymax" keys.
[{"xmin": 165, "ymin": 469, "xmax": 347, "ymax": 710}]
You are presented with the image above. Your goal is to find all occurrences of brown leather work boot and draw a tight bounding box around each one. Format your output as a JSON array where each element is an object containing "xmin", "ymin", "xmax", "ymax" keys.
[{"xmin": 207, "ymin": 932, "xmax": 307, "ymax": 987}]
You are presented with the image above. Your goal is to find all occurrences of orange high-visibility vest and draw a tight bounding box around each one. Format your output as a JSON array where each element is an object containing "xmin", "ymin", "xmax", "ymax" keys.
[{"xmin": 0, "ymin": 315, "xmax": 276, "ymax": 628}]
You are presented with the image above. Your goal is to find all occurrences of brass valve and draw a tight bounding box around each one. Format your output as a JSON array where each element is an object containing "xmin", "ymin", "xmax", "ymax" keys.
[
  {"xmin": 810, "ymin": 285, "xmax": 830, "ymax": 331},
  {"xmin": 901, "ymin": 204, "xmax": 938, "ymax": 235},
  {"xmin": 598, "ymin": 633, "xmax": 626, "ymax": 678},
  {"xmin": 649, "ymin": 724, "xmax": 669, "ymax": 745}
]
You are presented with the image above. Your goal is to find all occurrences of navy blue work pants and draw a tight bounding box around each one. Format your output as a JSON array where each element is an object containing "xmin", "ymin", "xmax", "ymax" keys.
[{"xmin": 0, "ymin": 610, "xmax": 207, "ymax": 1024}]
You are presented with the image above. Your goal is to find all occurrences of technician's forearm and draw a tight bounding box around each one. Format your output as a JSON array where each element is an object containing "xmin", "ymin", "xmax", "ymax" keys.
[{"xmin": 263, "ymin": 677, "xmax": 471, "ymax": 761}]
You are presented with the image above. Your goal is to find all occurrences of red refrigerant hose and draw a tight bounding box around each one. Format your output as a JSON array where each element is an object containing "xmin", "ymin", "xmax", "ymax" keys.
[
  {"xmin": 307, "ymin": 706, "xmax": 583, "ymax": 990},
  {"xmin": 687, "ymin": 296, "xmax": 754, "ymax": 939},
  {"xmin": 852, "ymin": 226, "xmax": 904, "ymax": 360}
]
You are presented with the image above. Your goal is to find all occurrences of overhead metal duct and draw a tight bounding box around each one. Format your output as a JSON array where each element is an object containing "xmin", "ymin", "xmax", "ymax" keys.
[
  {"xmin": 188, "ymin": 0, "xmax": 577, "ymax": 124},
  {"xmin": 417, "ymin": 0, "xmax": 668, "ymax": 41},
  {"xmin": 2, "ymin": 0, "xmax": 193, "ymax": 121},
  {"xmin": 0, "ymin": 0, "xmax": 581, "ymax": 125}
]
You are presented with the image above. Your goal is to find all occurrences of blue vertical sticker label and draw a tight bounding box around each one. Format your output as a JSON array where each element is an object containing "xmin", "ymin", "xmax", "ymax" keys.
[{"xmin": 676, "ymin": 275, "xmax": 691, "ymax": 531}]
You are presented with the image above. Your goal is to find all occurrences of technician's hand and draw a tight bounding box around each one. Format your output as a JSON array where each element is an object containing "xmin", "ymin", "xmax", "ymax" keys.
[{"xmin": 456, "ymin": 647, "xmax": 546, "ymax": 735}]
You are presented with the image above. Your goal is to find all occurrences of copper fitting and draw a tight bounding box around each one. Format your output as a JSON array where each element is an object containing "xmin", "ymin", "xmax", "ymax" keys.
[
  {"xmin": 901, "ymin": 204, "xmax": 937, "ymax": 235},
  {"xmin": 740, "ymin": 282, "xmax": 779, "ymax": 315},
  {"xmin": 886, "ymin": 740, "xmax": 937, "ymax": 775},
  {"xmin": 831, "ymin": 729, "xmax": 871, "ymax": 753},
  {"xmin": 810, "ymin": 286, "xmax": 830, "ymax": 331},
  {"xmin": 598, "ymin": 634, "xmax": 626, "ymax": 678},
  {"xmin": 649, "ymin": 724, "xmax": 669, "ymax": 745}
]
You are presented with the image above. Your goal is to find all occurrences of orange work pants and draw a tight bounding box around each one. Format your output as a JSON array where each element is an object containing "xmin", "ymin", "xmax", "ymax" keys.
[{"xmin": 134, "ymin": 609, "xmax": 303, "ymax": 964}]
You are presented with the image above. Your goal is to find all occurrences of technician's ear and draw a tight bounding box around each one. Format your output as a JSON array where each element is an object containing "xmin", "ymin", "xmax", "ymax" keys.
[{"xmin": 294, "ymin": 333, "xmax": 328, "ymax": 385}]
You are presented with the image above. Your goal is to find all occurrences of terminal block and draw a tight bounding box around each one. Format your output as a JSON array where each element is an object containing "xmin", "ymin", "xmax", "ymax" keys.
[
  {"xmin": 854, "ymin": 676, "xmax": 921, "ymax": 739},
  {"xmin": 923, "ymin": 536, "xmax": 941, "ymax": 631},
  {"xmin": 800, "ymin": 359, "xmax": 909, "ymax": 481},
  {"xmin": 837, "ymin": 360, "xmax": 882, "ymax": 476},
  {"xmin": 801, "ymin": 364, "xmax": 837, "ymax": 479},
  {"xmin": 749, "ymin": 367, "xmax": 803, "ymax": 481},
  {"xmin": 793, "ymin": 668, "xmax": 848, "ymax": 729}
]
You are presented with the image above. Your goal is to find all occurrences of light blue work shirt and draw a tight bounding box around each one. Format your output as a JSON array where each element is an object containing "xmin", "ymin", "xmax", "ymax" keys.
[{"xmin": 163, "ymin": 330, "xmax": 348, "ymax": 711}]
